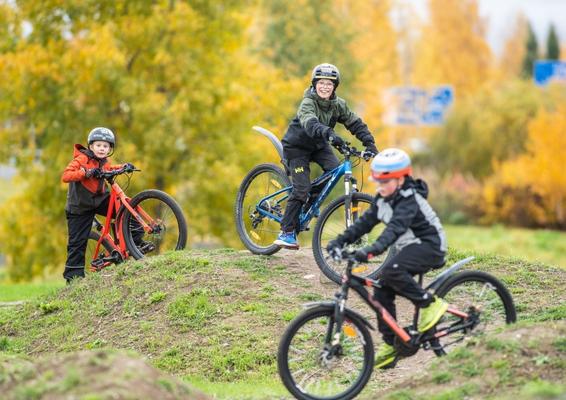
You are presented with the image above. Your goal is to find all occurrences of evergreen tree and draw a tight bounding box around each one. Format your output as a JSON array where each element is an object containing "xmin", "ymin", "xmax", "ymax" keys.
[
  {"xmin": 522, "ymin": 22, "xmax": 538, "ymax": 78},
  {"xmin": 546, "ymin": 23, "xmax": 560, "ymax": 60}
]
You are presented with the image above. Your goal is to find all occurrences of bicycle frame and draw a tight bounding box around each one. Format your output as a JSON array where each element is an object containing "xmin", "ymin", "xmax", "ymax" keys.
[
  {"xmin": 90, "ymin": 178, "xmax": 153, "ymax": 270},
  {"xmin": 255, "ymin": 159, "xmax": 355, "ymax": 232},
  {"xmin": 312, "ymin": 257, "xmax": 477, "ymax": 347}
]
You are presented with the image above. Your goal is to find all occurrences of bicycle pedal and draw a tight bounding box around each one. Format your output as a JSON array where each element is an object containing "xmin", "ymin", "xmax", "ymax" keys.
[
  {"xmin": 90, "ymin": 259, "xmax": 105, "ymax": 271},
  {"xmin": 139, "ymin": 242, "xmax": 155, "ymax": 254}
]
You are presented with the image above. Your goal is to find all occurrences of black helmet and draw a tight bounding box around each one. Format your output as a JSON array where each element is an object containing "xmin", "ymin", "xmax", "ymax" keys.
[
  {"xmin": 87, "ymin": 127, "xmax": 115, "ymax": 147},
  {"xmin": 311, "ymin": 63, "xmax": 340, "ymax": 88}
]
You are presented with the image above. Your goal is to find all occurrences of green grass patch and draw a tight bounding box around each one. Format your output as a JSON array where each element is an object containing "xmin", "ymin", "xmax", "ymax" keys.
[
  {"xmin": 0, "ymin": 281, "xmax": 64, "ymax": 302},
  {"xmin": 186, "ymin": 376, "xmax": 288, "ymax": 399},
  {"xmin": 445, "ymin": 224, "xmax": 566, "ymax": 269}
]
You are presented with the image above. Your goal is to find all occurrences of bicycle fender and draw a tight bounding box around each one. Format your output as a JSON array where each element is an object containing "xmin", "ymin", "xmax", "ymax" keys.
[
  {"xmin": 253, "ymin": 126, "xmax": 284, "ymax": 161},
  {"xmin": 302, "ymin": 301, "xmax": 375, "ymax": 331},
  {"xmin": 425, "ymin": 256, "xmax": 475, "ymax": 293}
]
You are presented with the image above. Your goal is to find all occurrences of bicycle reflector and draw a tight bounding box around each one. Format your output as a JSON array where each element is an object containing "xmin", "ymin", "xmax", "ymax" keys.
[{"xmin": 343, "ymin": 324, "xmax": 357, "ymax": 338}]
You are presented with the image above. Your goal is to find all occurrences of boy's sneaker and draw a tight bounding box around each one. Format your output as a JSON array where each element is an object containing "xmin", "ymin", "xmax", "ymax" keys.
[
  {"xmin": 273, "ymin": 231, "xmax": 299, "ymax": 249},
  {"xmin": 418, "ymin": 296, "xmax": 449, "ymax": 332},
  {"xmin": 375, "ymin": 343, "xmax": 398, "ymax": 369}
]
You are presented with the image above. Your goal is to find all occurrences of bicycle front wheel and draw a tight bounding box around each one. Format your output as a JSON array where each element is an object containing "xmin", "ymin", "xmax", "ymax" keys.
[
  {"xmin": 235, "ymin": 163, "xmax": 291, "ymax": 255},
  {"xmin": 313, "ymin": 192, "xmax": 393, "ymax": 284},
  {"xmin": 278, "ymin": 306, "xmax": 374, "ymax": 400},
  {"xmin": 433, "ymin": 270, "xmax": 516, "ymax": 356},
  {"xmin": 121, "ymin": 189, "xmax": 187, "ymax": 260}
]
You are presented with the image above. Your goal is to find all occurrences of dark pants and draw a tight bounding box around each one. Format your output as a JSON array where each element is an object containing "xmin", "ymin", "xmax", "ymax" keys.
[
  {"xmin": 374, "ymin": 243, "xmax": 445, "ymax": 345},
  {"xmin": 281, "ymin": 146, "xmax": 339, "ymax": 232},
  {"xmin": 64, "ymin": 197, "xmax": 112, "ymax": 282}
]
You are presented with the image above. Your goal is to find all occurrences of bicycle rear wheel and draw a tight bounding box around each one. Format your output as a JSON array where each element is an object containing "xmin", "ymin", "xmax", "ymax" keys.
[
  {"xmin": 235, "ymin": 163, "xmax": 291, "ymax": 255},
  {"xmin": 433, "ymin": 270, "xmax": 516, "ymax": 356},
  {"xmin": 278, "ymin": 306, "xmax": 374, "ymax": 400},
  {"xmin": 312, "ymin": 192, "xmax": 393, "ymax": 284},
  {"xmin": 121, "ymin": 189, "xmax": 187, "ymax": 260}
]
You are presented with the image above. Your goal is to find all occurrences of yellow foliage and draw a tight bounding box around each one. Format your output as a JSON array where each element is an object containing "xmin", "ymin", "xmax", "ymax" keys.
[
  {"xmin": 413, "ymin": 0, "xmax": 494, "ymax": 98},
  {"xmin": 346, "ymin": 0, "xmax": 400, "ymax": 134},
  {"xmin": 481, "ymin": 105, "xmax": 566, "ymax": 227},
  {"xmin": 497, "ymin": 13, "xmax": 529, "ymax": 79}
]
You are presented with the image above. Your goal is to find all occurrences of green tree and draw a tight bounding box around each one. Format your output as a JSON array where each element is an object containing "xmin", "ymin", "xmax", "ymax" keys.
[
  {"xmin": 522, "ymin": 22, "xmax": 538, "ymax": 78},
  {"xmin": 546, "ymin": 23, "xmax": 560, "ymax": 60},
  {"xmin": 427, "ymin": 80, "xmax": 543, "ymax": 179},
  {"xmin": 0, "ymin": 1, "xmax": 301, "ymax": 281},
  {"xmin": 258, "ymin": 0, "xmax": 358, "ymax": 96}
]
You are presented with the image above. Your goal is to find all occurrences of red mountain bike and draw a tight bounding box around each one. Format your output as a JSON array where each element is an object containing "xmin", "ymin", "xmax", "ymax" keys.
[{"xmin": 85, "ymin": 165, "xmax": 187, "ymax": 271}]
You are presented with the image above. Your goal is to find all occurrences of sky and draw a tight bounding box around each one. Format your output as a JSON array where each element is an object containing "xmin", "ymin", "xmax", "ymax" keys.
[{"xmin": 413, "ymin": 0, "xmax": 566, "ymax": 55}]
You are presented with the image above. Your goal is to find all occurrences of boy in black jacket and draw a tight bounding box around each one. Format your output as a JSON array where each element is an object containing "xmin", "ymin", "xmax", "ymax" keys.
[
  {"xmin": 274, "ymin": 63, "xmax": 378, "ymax": 249},
  {"xmin": 327, "ymin": 148, "xmax": 448, "ymax": 369}
]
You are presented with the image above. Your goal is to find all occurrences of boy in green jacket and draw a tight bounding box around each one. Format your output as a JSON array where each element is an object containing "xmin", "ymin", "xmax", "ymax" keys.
[{"xmin": 274, "ymin": 63, "xmax": 378, "ymax": 249}]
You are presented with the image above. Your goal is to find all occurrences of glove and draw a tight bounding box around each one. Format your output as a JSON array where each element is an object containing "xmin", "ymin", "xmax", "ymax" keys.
[
  {"xmin": 364, "ymin": 143, "xmax": 378, "ymax": 158},
  {"xmin": 354, "ymin": 247, "xmax": 374, "ymax": 263},
  {"xmin": 327, "ymin": 131, "xmax": 345, "ymax": 148},
  {"xmin": 85, "ymin": 168, "xmax": 102, "ymax": 179},
  {"xmin": 326, "ymin": 239, "xmax": 344, "ymax": 260},
  {"xmin": 123, "ymin": 163, "xmax": 136, "ymax": 172}
]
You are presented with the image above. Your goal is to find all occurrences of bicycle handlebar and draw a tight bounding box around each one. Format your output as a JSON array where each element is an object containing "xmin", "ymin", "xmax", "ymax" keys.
[
  {"xmin": 328, "ymin": 247, "xmax": 359, "ymax": 264},
  {"xmin": 333, "ymin": 141, "xmax": 375, "ymax": 161},
  {"xmin": 100, "ymin": 166, "xmax": 141, "ymax": 180}
]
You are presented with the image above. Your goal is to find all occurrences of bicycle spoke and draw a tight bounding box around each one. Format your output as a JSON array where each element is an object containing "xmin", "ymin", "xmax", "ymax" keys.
[
  {"xmin": 438, "ymin": 277, "xmax": 512, "ymax": 353},
  {"xmin": 286, "ymin": 315, "xmax": 367, "ymax": 398}
]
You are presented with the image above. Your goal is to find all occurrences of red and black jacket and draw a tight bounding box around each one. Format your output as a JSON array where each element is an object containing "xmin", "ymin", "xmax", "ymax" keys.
[{"xmin": 62, "ymin": 144, "xmax": 123, "ymax": 214}]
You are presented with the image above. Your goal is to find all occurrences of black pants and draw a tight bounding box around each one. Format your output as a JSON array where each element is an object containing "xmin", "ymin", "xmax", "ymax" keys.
[
  {"xmin": 281, "ymin": 146, "xmax": 339, "ymax": 232},
  {"xmin": 64, "ymin": 197, "xmax": 112, "ymax": 281},
  {"xmin": 373, "ymin": 243, "xmax": 445, "ymax": 345}
]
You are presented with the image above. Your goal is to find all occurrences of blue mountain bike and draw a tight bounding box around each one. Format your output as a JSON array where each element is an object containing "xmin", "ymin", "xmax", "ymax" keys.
[{"xmin": 234, "ymin": 126, "xmax": 391, "ymax": 283}]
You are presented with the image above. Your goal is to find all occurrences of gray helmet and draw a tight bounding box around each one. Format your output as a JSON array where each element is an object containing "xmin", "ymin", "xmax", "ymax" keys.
[
  {"xmin": 311, "ymin": 63, "xmax": 340, "ymax": 88},
  {"xmin": 87, "ymin": 127, "xmax": 115, "ymax": 147}
]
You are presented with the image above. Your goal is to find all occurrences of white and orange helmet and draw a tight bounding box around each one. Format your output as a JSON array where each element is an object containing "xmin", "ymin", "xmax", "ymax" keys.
[{"xmin": 369, "ymin": 148, "xmax": 412, "ymax": 181}]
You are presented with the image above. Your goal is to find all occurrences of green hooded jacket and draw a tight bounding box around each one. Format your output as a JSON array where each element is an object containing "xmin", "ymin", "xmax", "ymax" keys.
[{"xmin": 282, "ymin": 87, "xmax": 376, "ymax": 159}]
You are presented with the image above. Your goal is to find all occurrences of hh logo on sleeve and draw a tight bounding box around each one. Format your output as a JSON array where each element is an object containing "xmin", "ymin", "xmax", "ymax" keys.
[{"xmin": 294, "ymin": 166, "xmax": 304, "ymax": 174}]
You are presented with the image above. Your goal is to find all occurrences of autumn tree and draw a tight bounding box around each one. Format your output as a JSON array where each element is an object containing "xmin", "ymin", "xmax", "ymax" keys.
[
  {"xmin": 481, "ymin": 105, "xmax": 566, "ymax": 228},
  {"xmin": 426, "ymin": 80, "xmax": 543, "ymax": 179},
  {"xmin": 343, "ymin": 0, "xmax": 400, "ymax": 134},
  {"xmin": 0, "ymin": 0, "xmax": 301, "ymax": 280},
  {"xmin": 257, "ymin": 0, "xmax": 358, "ymax": 96},
  {"xmin": 412, "ymin": 0, "xmax": 493, "ymax": 98},
  {"xmin": 499, "ymin": 13, "xmax": 529, "ymax": 79},
  {"xmin": 546, "ymin": 23, "xmax": 560, "ymax": 60}
]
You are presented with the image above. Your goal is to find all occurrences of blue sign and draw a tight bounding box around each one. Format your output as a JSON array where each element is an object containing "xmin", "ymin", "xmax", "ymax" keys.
[
  {"xmin": 383, "ymin": 85, "xmax": 454, "ymax": 126},
  {"xmin": 534, "ymin": 60, "xmax": 566, "ymax": 86}
]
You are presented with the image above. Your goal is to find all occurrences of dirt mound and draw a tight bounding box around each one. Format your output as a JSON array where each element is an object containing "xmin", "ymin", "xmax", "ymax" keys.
[
  {"xmin": 0, "ymin": 349, "xmax": 210, "ymax": 400},
  {"xmin": 0, "ymin": 248, "xmax": 565, "ymax": 398}
]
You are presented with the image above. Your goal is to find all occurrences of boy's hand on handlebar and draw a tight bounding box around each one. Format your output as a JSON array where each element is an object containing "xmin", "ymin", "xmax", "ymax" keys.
[
  {"xmin": 326, "ymin": 239, "xmax": 345, "ymax": 261},
  {"xmin": 85, "ymin": 167, "xmax": 102, "ymax": 179},
  {"xmin": 123, "ymin": 162, "xmax": 136, "ymax": 172},
  {"xmin": 327, "ymin": 132, "xmax": 345, "ymax": 148},
  {"xmin": 354, "ymin": 247, "xmax": 374, "ymax": 263}
]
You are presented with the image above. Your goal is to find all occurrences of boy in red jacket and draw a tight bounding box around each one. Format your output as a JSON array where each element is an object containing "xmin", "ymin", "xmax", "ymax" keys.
[{"xmin": 61, "ymin": 127, "xmax": 132, "ymax": 282}]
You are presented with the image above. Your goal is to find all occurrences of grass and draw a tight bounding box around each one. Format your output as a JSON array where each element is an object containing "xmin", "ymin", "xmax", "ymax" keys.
[
  {"xmin": 186, "ymin": 376, "xmax": 287, "ymax": 399},
  {"xmin": 0, "ymin": 248, "xmax": 565, "ymax": 399},
  {"xmin": 0, "ymin": 281, "xmax": 64, "ymax": 302},
  {"xmin": 445, "ymin": 224, "xmax": 566, "ymax": 269},
  {"xmin": 381, "ymin": 321, "xmax": 566, "ymax": 400}
]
